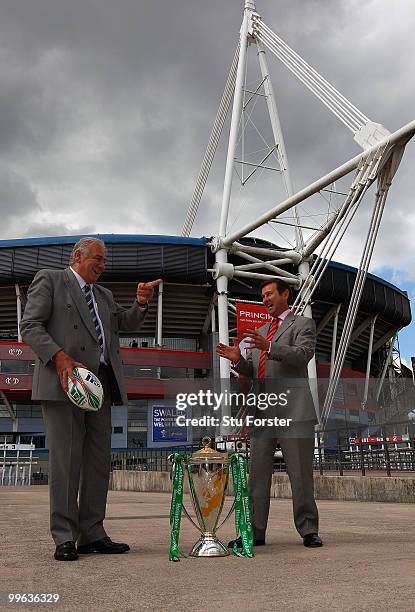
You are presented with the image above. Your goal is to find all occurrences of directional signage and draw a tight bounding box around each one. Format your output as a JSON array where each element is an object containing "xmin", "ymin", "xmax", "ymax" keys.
[{"xmin": 0, "ymin": 444, "xmax": 35, "ymax": 451}]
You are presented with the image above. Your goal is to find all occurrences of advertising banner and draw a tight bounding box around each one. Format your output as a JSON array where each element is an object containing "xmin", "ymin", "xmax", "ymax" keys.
[
  {"xmin": 236, "ymin": 303, "xmax": 271, "ymax": 339},
  {"xmin": 236, "ymin": 302, "xmax": 272, "ymax": 357},
  {"xmin": 147, "ymin": 403, "xmax": 192, "ymax": 448}
]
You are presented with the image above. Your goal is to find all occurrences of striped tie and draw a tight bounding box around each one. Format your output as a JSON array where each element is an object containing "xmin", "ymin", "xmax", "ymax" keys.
[
  {"xmin": 257, "ymin": 317, "xmax": 279, "ymax": 379},
  {"xmin": 83, "ymin": 284, "xmax": 104, "ymax": 355}
]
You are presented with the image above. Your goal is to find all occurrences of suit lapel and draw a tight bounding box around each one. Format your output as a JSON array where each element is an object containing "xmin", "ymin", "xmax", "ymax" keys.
[
  {"xmin": 273, "ymin": 312, "xmax": 294, "ymax": 342},
  {"xmin": 63, "ymin": 268, "xmax": 99, "ymax": 345},
  {"xmin": 262, "ymin": 312, "xmax": 294, "ymax": 342}
]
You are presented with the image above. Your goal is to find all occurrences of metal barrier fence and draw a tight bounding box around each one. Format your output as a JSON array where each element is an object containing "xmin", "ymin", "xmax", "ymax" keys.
[
  {"xmin": 1, "ymin": 464, "xmax": 32, "ymax": 486},
  {"xmin": 4, "ymin": 428, "xmax": 414, "ymax": 480},
  {"xmin": 314, "ymin": 434, "xmax": 415, "ymax": 476},
  {"xmin": 111, "ymin": 445, "xmax": 201, "ymax": 473},
  {"xmin": 0, "ymin": 435, "xmax": 39, "ymax": 486},
  {"xmin": 111, "ymin": 426, "xmax": 415, "ymax": 477}
]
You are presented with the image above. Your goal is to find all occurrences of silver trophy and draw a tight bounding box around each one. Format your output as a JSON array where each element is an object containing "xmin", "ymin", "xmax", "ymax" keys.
[{"xmin": 182, "ymin": 437, "xmax": 233, "ymax": 557}]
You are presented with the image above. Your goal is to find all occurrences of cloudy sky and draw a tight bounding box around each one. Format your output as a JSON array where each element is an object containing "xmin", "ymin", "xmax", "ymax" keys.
[{"xmin": 1, "ymin": 0, "xmax": 415, "ymax": 359}]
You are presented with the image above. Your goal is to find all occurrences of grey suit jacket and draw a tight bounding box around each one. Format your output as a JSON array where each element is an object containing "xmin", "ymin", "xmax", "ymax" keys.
[
  {"xmin": 235, "ymin": 312, "xmax": 317, "ymax": 424},
  {"xmin": 20, "ymin": 268, "xmax": 147, "ymax": 404}
]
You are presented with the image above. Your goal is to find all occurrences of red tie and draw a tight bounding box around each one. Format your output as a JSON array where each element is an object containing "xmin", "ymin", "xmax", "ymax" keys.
[{"xmin": 257, "ymin": 317, "xmax": 279, "ymax": 379}]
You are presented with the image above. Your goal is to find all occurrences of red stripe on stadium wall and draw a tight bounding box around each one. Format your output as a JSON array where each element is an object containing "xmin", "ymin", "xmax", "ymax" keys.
[{"xmin": 0, "ymin": 342, "xmax": 211, "ymax": 369}]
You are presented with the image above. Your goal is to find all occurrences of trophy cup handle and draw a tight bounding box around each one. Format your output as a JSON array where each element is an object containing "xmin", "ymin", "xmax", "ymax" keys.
[
  {"xmin": 168, "ymin": 454, "xmax": 205, "ymax": 534},
  {"xmin": 181, "ymin": 503, "xmax": 203, "ymax": 532},
  {"xmin": 167, "ymin": 454, "xmax": 175, "ymax": 477},
  {"xmin": 216, "ymin": 499, "xmax": 235, "ymax": 530}
]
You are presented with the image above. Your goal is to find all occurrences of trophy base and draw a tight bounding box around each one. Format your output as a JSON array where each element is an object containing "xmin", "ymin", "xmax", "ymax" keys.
[{"xmin": 189, "ymin": 534, "xmax": 229, "ymax": 558}]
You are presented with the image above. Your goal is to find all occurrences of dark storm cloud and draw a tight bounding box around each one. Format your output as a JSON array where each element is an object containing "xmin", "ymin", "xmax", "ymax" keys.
[
  {"xmin": 0, "ymin": 167, "xmax": 40, "ymax": 229},
  {"xmin": 0, "ymin": 0, "xmax": 413, "ymax": 273}
]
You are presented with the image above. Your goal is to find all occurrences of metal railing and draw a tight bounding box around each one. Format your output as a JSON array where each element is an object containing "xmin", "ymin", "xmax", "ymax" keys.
[
  {"xmin": 1, "ymin": 434, "xmax": 38, "ymax": 486},
  {"xmin": 314, "ymin": 434, "xmax": 415, "ymax": 476},
  {"xmin": 110, "ymin": 423, "xmax": 415, "ymax": 477},
  {"xmin": 111, "ymin": 445, "xmax": 201, "ymax": 473}
]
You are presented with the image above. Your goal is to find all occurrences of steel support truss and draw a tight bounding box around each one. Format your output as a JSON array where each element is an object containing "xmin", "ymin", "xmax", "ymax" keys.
[{"xmin": 183, "ymin": 0, "xmax": 415, "ymax": 427}]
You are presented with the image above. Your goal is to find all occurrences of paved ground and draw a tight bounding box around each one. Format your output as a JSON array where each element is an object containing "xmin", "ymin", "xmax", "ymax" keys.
[{"xmin": 1, "ymin": 486, "xmax": 415, "ymax": 612}]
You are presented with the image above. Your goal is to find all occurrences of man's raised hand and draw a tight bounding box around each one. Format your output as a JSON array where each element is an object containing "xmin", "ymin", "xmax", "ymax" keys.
[
  {"xmin": 216, "ymin": 342, "xmax": 241, "ymax": 363},
  {"xmin": 243, "ymin": 328, "xmax": 270, "ymax": 351},
  {"xmin": 136, "ymin": 279, "xmax": 162, "ymax": 306}
]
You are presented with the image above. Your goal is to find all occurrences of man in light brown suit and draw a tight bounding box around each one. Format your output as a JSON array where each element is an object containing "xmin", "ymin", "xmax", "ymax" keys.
[
  {"xmin": 21, "ymin": 237, "xmax": 161, "ymax": 561},
  {"xmin": 216, "ymin": 279, "xmax": 322, "ymax": 548}
]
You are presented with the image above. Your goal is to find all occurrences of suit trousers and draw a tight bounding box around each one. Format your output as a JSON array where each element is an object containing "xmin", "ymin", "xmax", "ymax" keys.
[
  {"xmin": 248, "ymin": 434, "xmax": 319, "ymax": 539},
  {"xmin": 42, "ymin": 365, "xmax": 112, "ymax": 546}
]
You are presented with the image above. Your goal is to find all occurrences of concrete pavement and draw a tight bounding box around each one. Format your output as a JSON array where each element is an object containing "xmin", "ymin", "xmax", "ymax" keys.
[{"xmin": 1, "ymin": 486, "xmax": 415, "ymax": 611}]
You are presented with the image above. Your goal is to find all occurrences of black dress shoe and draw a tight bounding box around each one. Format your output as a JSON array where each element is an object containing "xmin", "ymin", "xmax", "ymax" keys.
[
  {"xmin": 77, "ymin": 536, "xmax": 130, "ymax": 554},
  {"xmin": 227, "ymin": 536, "xmax": 265, "ymax": 548},
  {"xmin": 54, "ymin": 541, "xmax": 78, "ymax": 561},
  {"xmin": 303, "ymin": 533, "xmax": 323, "ymax": 548}
]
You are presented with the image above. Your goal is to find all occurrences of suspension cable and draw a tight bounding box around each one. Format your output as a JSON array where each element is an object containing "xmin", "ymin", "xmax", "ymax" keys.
[
  {"xmin": 253, "ymin": 18, "xmax": 369, "ymax": 134},
  {"xmin": 181, "ymin": 43, "xmax": 240, "ymax": 236}
]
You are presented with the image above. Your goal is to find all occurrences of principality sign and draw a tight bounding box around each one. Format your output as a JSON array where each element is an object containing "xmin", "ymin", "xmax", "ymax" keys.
[{"xmin": 236, "ymin": 303, "xmax": 272, "ymax": 339}]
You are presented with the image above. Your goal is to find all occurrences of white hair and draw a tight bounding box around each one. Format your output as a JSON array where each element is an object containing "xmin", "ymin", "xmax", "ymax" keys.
[{"xmin": 70, "ymin": 237, "xmax": 106, "ymax": 264}]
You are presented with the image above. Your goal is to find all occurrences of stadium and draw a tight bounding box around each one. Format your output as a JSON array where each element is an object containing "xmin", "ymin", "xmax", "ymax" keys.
[{"xmin": 0, "ymin": 233, "xmax": 412, "ymax": 460}]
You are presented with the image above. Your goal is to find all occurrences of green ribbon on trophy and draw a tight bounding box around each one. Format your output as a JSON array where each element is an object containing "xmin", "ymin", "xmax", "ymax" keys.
[
  {"xmin": 169, "ymin": 453, "xmax": 186, "ymax": 562},
  {"xmin": 168, "ymin": 439, "xmax": 254, "ymax": 560},
  {"xmin": 230, "ymin": 453, "xmax": 254, "ymax": 558}
]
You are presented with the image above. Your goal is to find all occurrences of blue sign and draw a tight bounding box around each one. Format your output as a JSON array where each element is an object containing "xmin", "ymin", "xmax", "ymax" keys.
[{"xmin": 150, "ymin": 405, "xmax": 189, "ymax": 445}]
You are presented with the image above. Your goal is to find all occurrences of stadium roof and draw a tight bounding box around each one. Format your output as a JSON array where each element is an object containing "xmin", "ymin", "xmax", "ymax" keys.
[
  {"xmin": 0, "ymin": 234, "xmax": 208, "ymax": 248},
  {"xmin": 0, "ymin": 234, "xmax": 410, "ymax": 371}
]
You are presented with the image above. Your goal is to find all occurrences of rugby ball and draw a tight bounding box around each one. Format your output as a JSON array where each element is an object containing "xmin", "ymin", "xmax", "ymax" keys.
[{"xmin": 67, "ymin": 367, "xmax": 104, "ymax": 412}]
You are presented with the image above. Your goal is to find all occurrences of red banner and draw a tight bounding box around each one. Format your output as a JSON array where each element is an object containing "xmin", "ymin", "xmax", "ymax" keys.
[
  {"xmin": 0, "ymin": 374, "xmax": 33, "ymax": 391},
  {"xmin": 0, "ymin": 343, "xmax": 36, "ymax": 360},
  {"xmin": 236, "ymin": 303, "xmax": 271, "ymax": 340}
]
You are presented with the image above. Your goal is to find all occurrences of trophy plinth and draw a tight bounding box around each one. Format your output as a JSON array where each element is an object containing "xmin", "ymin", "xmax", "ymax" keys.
[{"xmin": 189, "ymin": 534, "xmax": 229, "ymax": 557}]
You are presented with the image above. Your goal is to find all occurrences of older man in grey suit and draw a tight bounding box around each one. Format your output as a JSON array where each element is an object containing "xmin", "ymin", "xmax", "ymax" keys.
[
  {"xmin": 216, "ymin": 279, "xmax": 322, "ymax": 548},
  {"xmin": 21, "ymin": 237, "xmax": 161, "ymax": 561}
]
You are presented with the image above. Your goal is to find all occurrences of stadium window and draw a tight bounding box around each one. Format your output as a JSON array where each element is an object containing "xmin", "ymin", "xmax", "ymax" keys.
[
  {"xmin": 160, "ymin": 366, "xmax": 193, "ymax": 378},
  {"xmin": 123, "ymin": 364, "xmax": 158, "ymax": 378},
  {"xmin": 334, "ymin": 382, "xmax": 345, "ymax": 404},
  {"xmin": 20, "ymin": 434, "xmax": 45, "ymax": 448},
  {"xmin": 0, "ymin": 360, "xmax": 33, "ymax": 374},
  {"xmin": 15, "ymin": 405, "xmax": 33, "ymax": 418},
  {"xmin": 347, "ymin": 383, "xmax": 358, "ymax": 396}
]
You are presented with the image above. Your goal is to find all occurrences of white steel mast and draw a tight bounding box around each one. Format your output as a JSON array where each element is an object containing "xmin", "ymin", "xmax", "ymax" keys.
[{"xmin": 183, "ymin": 0, "xmax": 415, "ymax": 426}]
